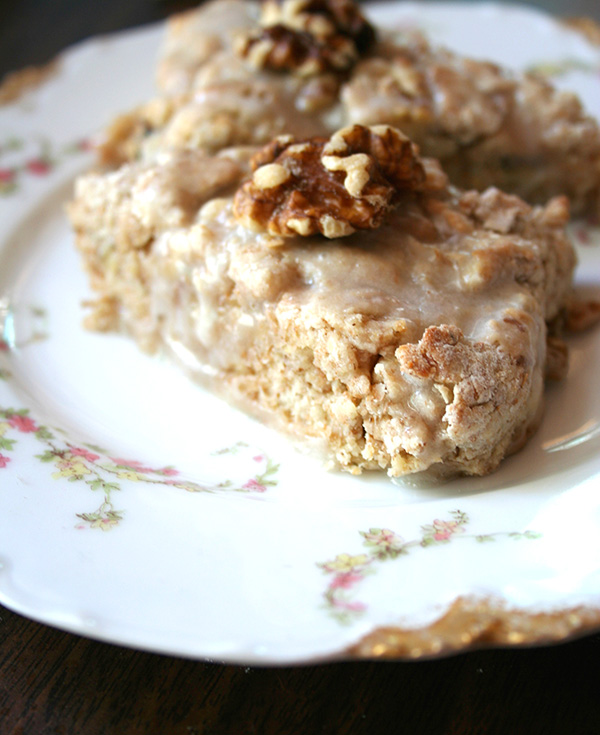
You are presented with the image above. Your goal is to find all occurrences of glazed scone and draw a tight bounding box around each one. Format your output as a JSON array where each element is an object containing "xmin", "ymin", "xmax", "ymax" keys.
[
  {"xmin": 97, "ymin": 0, "xmax": 369, "ymax": 168},
  {"xmin": 120, "ymin": 0, "xmax": 600, "ymax": 217},
  {"xmin": 342, "ymin": 33, "xmax": 600, "ymax": 216},
  {"xmin": 68, "ymin": 125, "xmax": 576, "ymax": 477},
  {"xmin": 156, "ymin": 0, "xmax": 259, "ymax": 95}
]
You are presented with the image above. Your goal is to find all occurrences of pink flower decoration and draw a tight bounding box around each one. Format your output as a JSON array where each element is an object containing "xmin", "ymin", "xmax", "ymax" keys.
[
  {"xmin": 158, "ymin": 466, "xmax": 178, "ymax": 477},
  {"xmin": 8, "ymin": 414, "xmax": 37, "ymax": 433},
  {"xmin": 252, "ymin": 454, "xmax": 265, "ymax": 462},
  {"xmin": 0, "ymin": 168, "xmax": 15, "ymax": 183},
  {"xmin": 26, "ymin": 159, "xmax": 51, "ymax": 175},
  {"xmin": 432, "ymin": 519, "xmax": 464, "ymax": 541},
  {"xmin": 110, "ymin": 458, "xmax": 153, "ymax": 473},
  {"xmin": 0, "ymin": 454, "xmax": 11, "ymax": 468},
  {"xmin": 345, "ymin": 600, "xmax": 367, "ymax": 612},
  {"xmin": 332, "ymin": 598, "xmax": 367, "ymax": 612},
  {"xmin": 110, "ymin": 457, "xmax": 129, "ymax": 466},
  {"xmin": 330, "ymin": 572, "xmax": 363, "ymax": 590},
  {"xmin": 69, "ymin": 446, "xmax": 100, "ymax": 462},
  {"xmin": 0, "ymin": 339, "xmax": 9, "ymax": 352},
  {"xmin": 243, "ymin": 478, "xmax": 267, "ymax": 492}
]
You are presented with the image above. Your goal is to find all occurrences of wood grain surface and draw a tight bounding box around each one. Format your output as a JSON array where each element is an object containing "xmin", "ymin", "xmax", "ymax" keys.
[
  {"xmin": 1, "ymin": 602, "xmax": 600, "ymax": 735},
  {"xmin": 1, "ymin": 2, "xmax": 600, "ymax": 734}
]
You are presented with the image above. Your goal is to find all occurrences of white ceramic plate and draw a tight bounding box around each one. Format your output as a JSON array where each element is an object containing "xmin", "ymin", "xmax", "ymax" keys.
[{"xmin": 1, "ymin": 2, "xmax": 600, "ymax": 665}]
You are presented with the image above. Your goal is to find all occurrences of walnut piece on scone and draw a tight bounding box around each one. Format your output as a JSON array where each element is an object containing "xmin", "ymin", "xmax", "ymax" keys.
[
  {"xmin": 233, "ymin": 124, "xmax": 426, "ymax": 237},
  {"xmin": 260, "ymin": 0, "xmax": 376, "ymax": 51},
  {"xmin": 236, "ymin": 0, "xmax": 376, "ymax": 76},
  {"xmin": 235, "ymin": 23, "xmax": 359, "ymax": 77}
]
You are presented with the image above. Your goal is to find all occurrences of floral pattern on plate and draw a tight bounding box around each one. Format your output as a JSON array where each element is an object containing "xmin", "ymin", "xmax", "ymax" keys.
[
  {"xmin": 1, "ymin": 2, "xmax": 600, "ymax": 665},
  {"xmin": 319, "ymin": 511, "xmax": 542, "ymax": 624},
  {"xmin": 0, "ymin": 134, "xmax": 91, "ymax": 196},
  {"xmin": 0, "ymin": 297, "xmax": 280, "ymax": 529},
  {"xmin": 0, "ymin": 403, "xmax": 280, "ymax": 529}
]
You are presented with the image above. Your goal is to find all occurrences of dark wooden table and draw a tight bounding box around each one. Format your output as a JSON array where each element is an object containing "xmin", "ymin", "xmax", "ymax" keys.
[{"xmin": 2, "ymin": 1, "xmax": 600, "ymax": 733}]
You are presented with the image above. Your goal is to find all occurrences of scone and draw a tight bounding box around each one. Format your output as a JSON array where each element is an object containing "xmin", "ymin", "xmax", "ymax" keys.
[
  {"xmin": 98, "ymin": 0, "xmax": 600, "ymax": 217},
  {"xmin": 68, "ymin": 125, "xmax": 576, "ymax": 477},
  {"xmin": 342, "ymin": 32, "xmax": 600, "ymax": 216}
]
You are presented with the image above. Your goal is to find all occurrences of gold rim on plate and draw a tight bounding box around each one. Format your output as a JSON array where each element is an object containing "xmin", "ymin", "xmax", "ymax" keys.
[{"xmin": 348, "ymin": 597, "xmax": 600, "ymax": 659}]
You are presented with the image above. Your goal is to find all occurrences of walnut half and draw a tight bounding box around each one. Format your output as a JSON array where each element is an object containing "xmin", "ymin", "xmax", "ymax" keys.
[
  {"xmin": 232, "ymin": 124, "xmax": 426, "ymax": 238},
  {"xmin": 236, "ymin": 0, "xmax": 376, "ymax": 76},
  {"xmin": 235, "ymin": 24, "xmax": 358, "ymax": 77},
  {"xmin": 261, "ymin": 0, "xmax": 376, "ymax": 51}
]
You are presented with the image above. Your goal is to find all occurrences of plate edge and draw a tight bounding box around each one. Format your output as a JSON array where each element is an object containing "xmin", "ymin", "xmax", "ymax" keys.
[{"xmin": 347, "ymin": 596, "xmax": 600, "ymax": 659}]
